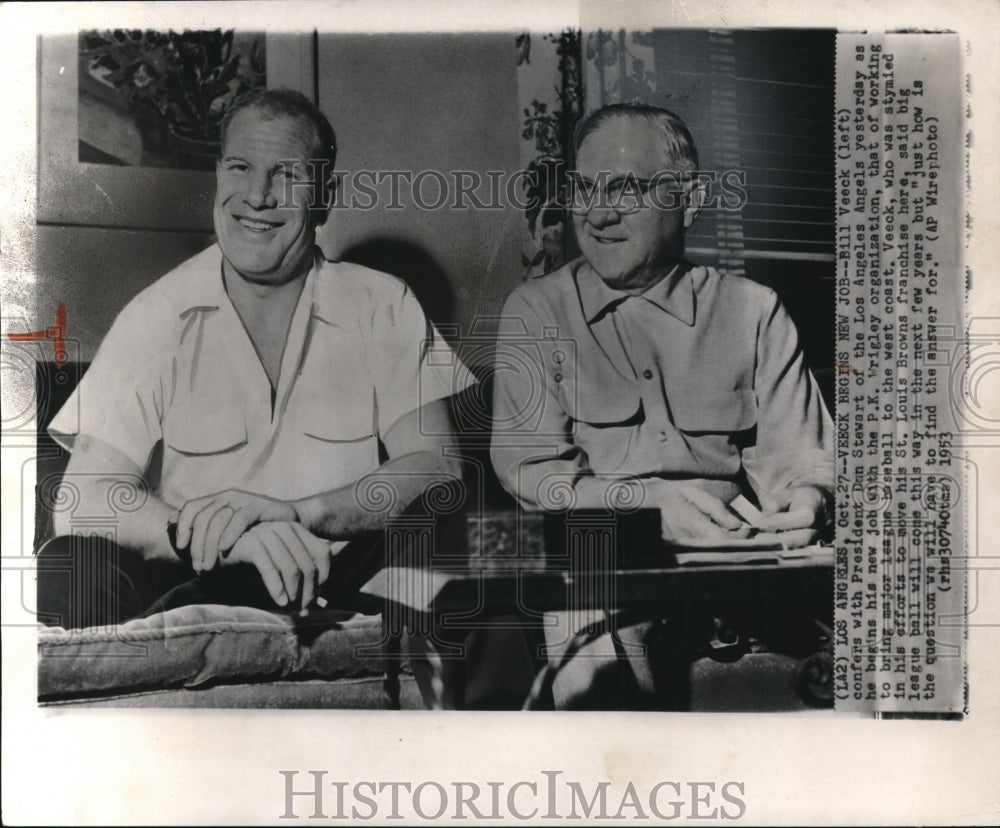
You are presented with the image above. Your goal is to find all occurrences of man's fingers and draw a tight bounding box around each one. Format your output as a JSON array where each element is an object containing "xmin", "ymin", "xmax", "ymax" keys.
[
  {"xmin": 218, "ymin": 506, "xmax": 256, "ymax": 555},
  {"xmin": 238, "ymin": 533, "xmax": 289, "ymax": 606},
  {"xmin": 225, "ymin": 522, "xmax": 330, "ymax": 612},
  {"xmin": 760, "ymin": 507, "xmax": 815, "ymax": 532},
  {"xmin": 657, "ymin": 485, "xmax": 757, "ymax": 542},
  {"xmin": 663, "ymin": 506, "xmax": 729, "ymax": 541},
  {"xmin": 683, "ymin": 488, "xmax": 745, "ymax": 531},
  {"xmin": 257, "ymin": 526, "xmax": 304, "ymax": 606},
  {"xmin": 200, "ymin": 505, "xmax": 237, "ymax": 572},
  {"xmin": 175, "ymin": 495, "xmax": 213, "ymax": 549},
  {"xmin": 272, "ymin": 523, "xmax": 317, "ymax": 610},
  {"xmin": 189, "ymin": 501, "xmax": 227, "ymax": 571},
  {"xmin": 216, "ymin": 495, "xmax": 296, "ymax": 553},
  {"xmin": 313, "ymin": 541, "xmax": 332, "ymax": 588},
  {"xmin": 758, "ymin": 493, "xmax": 792, "ymax": 516},
  {"xmin": 685, "ymin": 510, "xmax": 732, "ymax": 538},
  {"xmin": 289, "ymin": 523, "xmax": 331, "ymax": 586}
]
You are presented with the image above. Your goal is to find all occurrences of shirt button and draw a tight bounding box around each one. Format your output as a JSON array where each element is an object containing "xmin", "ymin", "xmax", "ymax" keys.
[
  {"xmin": 554, "ymin": 372, "xmax": 563, "ymax": 383},
  {"xmin": 657, "ymin": 430, "xmax": 668, "ymax": 442},
  {"xmin": 643, "ymin": 369, "xmax": 654, "ymax": 380}
]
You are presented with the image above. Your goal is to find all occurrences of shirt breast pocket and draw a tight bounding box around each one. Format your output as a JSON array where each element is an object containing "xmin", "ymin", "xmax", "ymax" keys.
[
  {"xmin": 670, "ymin": 388, "xmax": 758, "ymax": 435},
  {"xmin": 560, "ymin": 375, "xmax": 643, "ymax": 472},
  {"xmin": 161, "ymin": 405, "xmax": 250, "ymax": 500},
  {"xmin": 559, "ymin": 376, "xmax": 642, "ymax": 426},
  {"xmin": 284, "ymin": 395, "xmax": 380, "ymax": 493},
  {"xmin": 163, "ymin": 409, "xmax": 248, "ymax": 456}
]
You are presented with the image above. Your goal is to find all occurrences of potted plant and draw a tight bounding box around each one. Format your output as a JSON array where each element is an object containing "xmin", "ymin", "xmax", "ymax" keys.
[
  {"xmin": 81, "ymin": 29, "xmax": 265, "ymax": 170},
  {"xmin": 517, "ymin": 31, "xmax": 582, "ymax": 278}
]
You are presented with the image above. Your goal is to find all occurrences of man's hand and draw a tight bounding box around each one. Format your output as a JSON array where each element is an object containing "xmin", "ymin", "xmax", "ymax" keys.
[
  {"xmin": 644, "ymin": 481, "xmax": 752, "ymax": 543},
  {"xmin": 173, "ymin": 490, "xmax": 298, "ymax": 573},
  {"xmin": 756, "ymin": 485, "xmax": 832, "ymax": 549},
  {"xmin": 223, "ymin": 521, "xmax": 332, "ymax": 611}
]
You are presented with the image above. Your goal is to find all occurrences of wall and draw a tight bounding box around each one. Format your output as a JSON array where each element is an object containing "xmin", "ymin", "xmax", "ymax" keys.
[
  {"xmin": 30, "ymin": 227, "xmax": 212, "ymax": 361},
  {"xmin": 316, "ymin": 33, "xmax": 525, "ymax": 351},
  {"xmin": 18, "ymin": 32, "xmax": 317, "ymax": 362},
  {"xmin": 20, "ymin": 33, "xmax": 525, "ymax": 366},
  {"xmin": 19, "ymin": 31, "xmax": 831, "ymax": 376}
]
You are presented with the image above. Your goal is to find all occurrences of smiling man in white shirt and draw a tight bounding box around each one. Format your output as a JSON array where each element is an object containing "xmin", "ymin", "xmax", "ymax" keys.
[{"xmin": 41, "ymin": 88, "xmax": 473, "ymax": 627}]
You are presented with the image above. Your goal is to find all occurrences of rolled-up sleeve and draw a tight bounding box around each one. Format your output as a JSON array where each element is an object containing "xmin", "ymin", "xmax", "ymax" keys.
[
  {"xmin": 741, "ymin": 292, "xmax": 835, "ymax": 500},
  {"xmin": 48, "ymin": 301, "xmax": 166, "ymax": 473},
  {"xmin": 371, "ymin": 282, "xmax": 475, "ymax": 437}
]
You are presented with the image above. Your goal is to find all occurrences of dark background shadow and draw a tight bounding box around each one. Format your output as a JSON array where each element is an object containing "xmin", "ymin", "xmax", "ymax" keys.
[
  {"xmin": 340, "ymin": 237, "xmax": 517, "ymax": 513},
  {"xmin": 340, "ymin": 237, "xmax": 457, "ymax": 342}
]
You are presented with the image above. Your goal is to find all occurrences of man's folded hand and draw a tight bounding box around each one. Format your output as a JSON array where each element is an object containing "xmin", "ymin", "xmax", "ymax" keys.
[
  {"xmin": 643, "ymin": 480, "xmax": 752, "ymax": 543},
  {"xmin": 173, "ymin": 489, "xmax": 299, "ymax": 573},
  {"xmin": 755, "ymin": 484, "xmax": 832, "ymax": 549},
  {"xmin": 223, "ymin": 521, "xmax": 332, "ymax": 612}
]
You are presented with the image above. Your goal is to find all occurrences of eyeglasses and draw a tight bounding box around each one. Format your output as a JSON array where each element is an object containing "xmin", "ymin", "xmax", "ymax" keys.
[{"xmin": 566, "ymin": 173, "xmax": 691, "ymax": 215}]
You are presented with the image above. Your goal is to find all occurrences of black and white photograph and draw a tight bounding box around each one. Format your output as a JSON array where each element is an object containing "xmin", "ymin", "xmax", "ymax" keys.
[
  {"xmin": 31, "ymin": 25, "xmax": 837, "ymax": 713},
  {"xmin": 1, "ymin": 1, "xmax": 998, "ymax": 824}
]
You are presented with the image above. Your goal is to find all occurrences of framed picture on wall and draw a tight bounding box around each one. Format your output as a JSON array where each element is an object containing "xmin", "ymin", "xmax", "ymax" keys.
[{"xmin": 37, "ymin": 31, "xmax": 314, "ymax": 231}]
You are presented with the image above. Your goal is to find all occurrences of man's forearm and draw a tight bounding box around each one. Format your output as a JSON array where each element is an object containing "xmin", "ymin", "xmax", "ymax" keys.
[
  {"xmin": 53, "ymin": 479, "xmax": 180, "ymax": 562},
  {"xmin": 292, "ymin": 450, "xmax": 462, "ymax": 540},
  {"xmin": 505, "ymin": 466, "xmax": 650, "ymax": 511},
  {"xmin": 572, "ymin": 475, "xmax": 645, "ymax": 509},
  {"xmin": 509, "ymin": 467, "xmax": 743, "ymax": 513}
]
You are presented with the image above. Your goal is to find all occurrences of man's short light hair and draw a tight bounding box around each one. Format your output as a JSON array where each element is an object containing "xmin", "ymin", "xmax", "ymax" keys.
[
  {"xmin": 220, "ymin": 87, "xmax": 338, "ymax": 169},
  {"xmin": 575, "ymin": 103, "xmax": 699, "ymax": 174}
]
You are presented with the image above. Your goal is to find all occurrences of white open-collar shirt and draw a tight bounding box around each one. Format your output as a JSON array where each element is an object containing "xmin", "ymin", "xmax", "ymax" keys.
[{"xmin": 50, "ymin": 244, "xmax": 475, "ymax": 509}]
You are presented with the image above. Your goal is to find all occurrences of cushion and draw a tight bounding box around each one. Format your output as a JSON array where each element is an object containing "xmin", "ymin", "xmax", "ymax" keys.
[
  {"xmin": 38, "ymin": 677, "xmax": 425, "ymax": 709},
  {"xmin": 38, "ymin": 603, "xmax": 389, "ymax": 701}
]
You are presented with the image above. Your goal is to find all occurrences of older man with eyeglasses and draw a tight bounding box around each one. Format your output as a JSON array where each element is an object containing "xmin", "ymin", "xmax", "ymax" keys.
[
  {"xmin": 494, "ymin": 102, "xmax": 832, "ymax": 541},
  {"xmin": 490, "ymin": 103, "xmax": 833, "ymax": 707}
]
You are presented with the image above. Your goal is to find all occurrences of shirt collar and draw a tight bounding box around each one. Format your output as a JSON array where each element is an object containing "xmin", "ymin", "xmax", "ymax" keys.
[
  {"xmin": 177, "ymin": 244, "xmax": 322, "ymax": 319},
  {"xmin": 577, "ymin": 259, "xmax": 695, "ymax": 327}
]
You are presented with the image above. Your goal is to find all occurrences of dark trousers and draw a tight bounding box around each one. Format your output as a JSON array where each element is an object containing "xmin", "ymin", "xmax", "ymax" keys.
[
  {"xmin": 35, "ymin": 534, "xmax": 547, "ymax": 709},
  {"xmin": 34, "ymin": 535, "xmax": 293, "ymax": 629}
]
